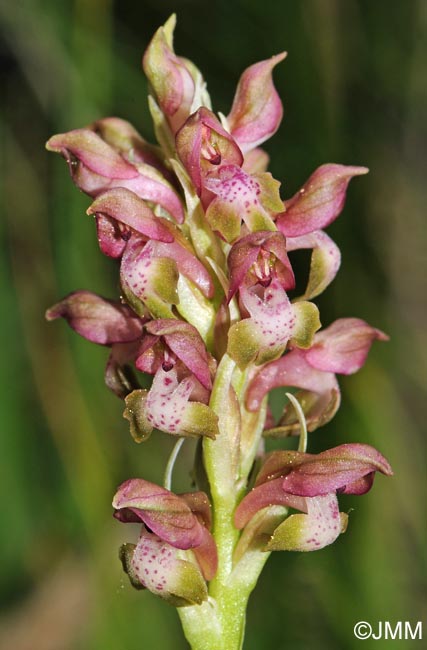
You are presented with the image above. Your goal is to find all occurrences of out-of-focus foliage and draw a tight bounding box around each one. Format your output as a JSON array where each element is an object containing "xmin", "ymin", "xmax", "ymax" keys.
[{"xmin": 0, "ymin": 1, "xmax": 426, "ymax": 649}]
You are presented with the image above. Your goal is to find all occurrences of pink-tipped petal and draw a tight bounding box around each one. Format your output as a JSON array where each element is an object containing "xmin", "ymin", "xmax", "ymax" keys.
[
  {"xmin": 115, "ymin": 170, "xmax": 184, "ymax": 224},
  {"xmin": 228, "ymin": 53, "xmax": 286, "ymax": 153},
  {"xmin": 277, "ymin": 164, "xmax": 369, "ymax": 237},
  {"xmin": 90, "ymin": 117, "xmax": 168, "ymax": 171},
  {"xmin": 306, "ymin": 318, "xmax": 389, "ymax": 375},
  {"xmin": 113, "ymin": 478, "xmax": 202, "ymax": 548},
  {"xmin": 46, "ymin": 291, "xmax": 144, "ymax": 344},
  {"xmin": 48, "ymin": 124, "xmax": 184, "ymax": 221}
]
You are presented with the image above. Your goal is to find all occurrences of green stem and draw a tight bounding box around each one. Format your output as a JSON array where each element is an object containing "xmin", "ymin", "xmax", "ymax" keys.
[{"xmin": 180, "ymin": 355, "xmax": 268, "ymax": 650}]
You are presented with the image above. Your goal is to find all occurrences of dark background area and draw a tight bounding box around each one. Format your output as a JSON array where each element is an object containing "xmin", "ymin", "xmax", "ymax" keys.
[{"xmin": 0, "ymin": 1, "xmax": 426, "ymax": 648}]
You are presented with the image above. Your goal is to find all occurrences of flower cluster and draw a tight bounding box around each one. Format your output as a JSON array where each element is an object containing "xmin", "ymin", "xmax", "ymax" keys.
[{"xmin": 46, "ymin": 15, "xmax": 391, "ymax": 611}]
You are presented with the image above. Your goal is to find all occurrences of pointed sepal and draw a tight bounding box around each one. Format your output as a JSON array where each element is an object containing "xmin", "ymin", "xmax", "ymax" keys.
[
  {"xmin": 45, "ymin": 290, "xmax": 144, "ymax": 344},
  {"xmin": 277, "ymin": 164, "xmax": 369, "ymax": 237},
  {"xmin": 227, "ymin": 53, "xmax": 286, "ymax": 153},
  {"xmin": 142, "ymin": 15, "xmax": 196, "ymax": 135},
  {"xmin": 305, "ymin": 318, "xmax": 389, "ymax": 375}
]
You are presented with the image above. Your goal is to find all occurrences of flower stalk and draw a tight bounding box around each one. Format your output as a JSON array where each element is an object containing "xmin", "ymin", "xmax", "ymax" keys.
[{"xmin": 45, "ymin": 15, "xmax": 392, "ymax": 650}]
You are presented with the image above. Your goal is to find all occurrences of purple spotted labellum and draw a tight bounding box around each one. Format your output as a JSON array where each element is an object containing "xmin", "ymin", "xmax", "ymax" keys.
[
  {"xmin": 123, "ymin": 321, "xmax": 218, "ymax": 441},
  {"xmin": 123, "ymin": 365, "xmax": 219, "ymax": 441},
  {"xmin": 113, "ymin": 478, "xmax": 217, "ymax": 605},
  {"xmin": 227, "ymin": 279, "xmax": 320, "ymax": 368},
  {"xmin": 235, "ymin": 444, "xmax": 392, "ymax": 552},
  {"xmin": 204, "ymin": 164, "xmax": 283, "ymax": 242}
]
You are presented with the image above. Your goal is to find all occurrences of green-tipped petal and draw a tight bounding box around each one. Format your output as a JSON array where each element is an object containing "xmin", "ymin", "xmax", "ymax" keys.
[
  {"xmin": 227, "ymin": 320, "xmax": 259, "ymax": 369},
  {"xmin": 287, "ymin": 230, "xmax": 341, "ymax": 300},
  {"xmin": 123, "ymin": 389, "xmax": 153, "ymax": 442},
  {"xmin": 291, "ymin": 301, "xmax": 321, "ymax": 348}
]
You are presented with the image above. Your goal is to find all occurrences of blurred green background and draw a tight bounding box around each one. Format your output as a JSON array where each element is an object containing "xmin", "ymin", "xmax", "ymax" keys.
[{"xmin": 1, "ymin": 1, "xmax": 426, "ymax": 648}]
